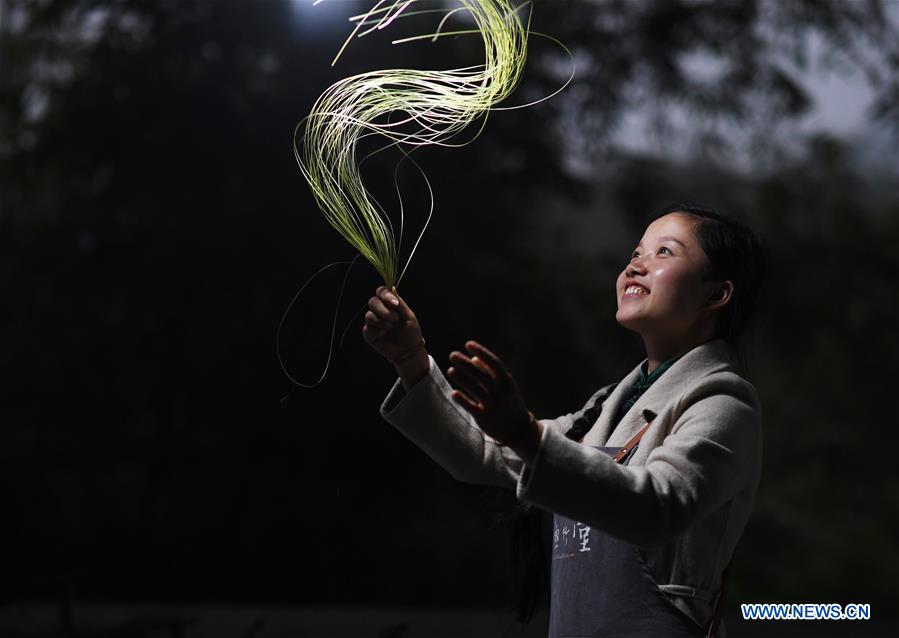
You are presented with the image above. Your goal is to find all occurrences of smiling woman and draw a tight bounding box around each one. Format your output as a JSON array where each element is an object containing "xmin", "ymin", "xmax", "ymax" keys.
[
  {"xmin": 365, "ymin": 202, "xmax": 767, "ymax": 638},
  {"xmin": 617, "ymin": 210, "xmax": 738, "ymax": 374}
]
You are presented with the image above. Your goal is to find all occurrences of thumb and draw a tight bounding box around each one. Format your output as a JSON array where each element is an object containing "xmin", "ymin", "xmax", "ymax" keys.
[{"xmin": 389, "ymin": 285, "xmax": 415, "ymax": 321}]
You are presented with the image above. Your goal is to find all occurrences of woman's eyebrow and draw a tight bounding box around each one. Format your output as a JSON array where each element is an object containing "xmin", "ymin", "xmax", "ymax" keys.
[
  {"xmin": 658, "ymin": 236, "xmax": 686, "ymax": 247},
  {"xmin": 636, "ymin": 236, "xmax": 686, "ymax": 248}
]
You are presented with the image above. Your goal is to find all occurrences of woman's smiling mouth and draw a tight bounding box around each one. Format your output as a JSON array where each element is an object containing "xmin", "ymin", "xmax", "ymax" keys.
[{"xmin": 623, "ymin": 279, "xmax": 651, "ymax": 298}]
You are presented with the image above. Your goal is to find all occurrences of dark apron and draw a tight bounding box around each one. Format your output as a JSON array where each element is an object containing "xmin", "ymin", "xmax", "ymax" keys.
[{"xmin": 548, "ymin": 443, "xmax": 707, "ymax": 638}]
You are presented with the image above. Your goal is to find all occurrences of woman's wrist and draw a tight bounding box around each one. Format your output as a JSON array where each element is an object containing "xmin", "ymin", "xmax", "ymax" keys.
[
  {"xmin": 501, "ymin": 411, "xmax": 544, "ymax": 464},
  {"xmin": 390, "ymin": 337, "xmax": 426, "ymax": 365},
  {"xmin": 393, "ymin": 339, "xmax": 429, "ymax": 391}
]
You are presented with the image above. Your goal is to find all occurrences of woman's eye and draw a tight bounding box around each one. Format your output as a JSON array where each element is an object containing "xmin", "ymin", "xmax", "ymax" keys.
[
  {"xmin": 658, "ymin": 246, "xmax": 674, "ymax": 255},
  {"xmin": 631, "ymin": 250, "xmax": 639, "ymax": 259}
]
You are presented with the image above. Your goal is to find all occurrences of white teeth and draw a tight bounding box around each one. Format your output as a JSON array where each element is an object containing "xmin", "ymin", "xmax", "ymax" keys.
[{"xmin": 625, "ymin": 285, "xmax": 648, "ymax": 295}]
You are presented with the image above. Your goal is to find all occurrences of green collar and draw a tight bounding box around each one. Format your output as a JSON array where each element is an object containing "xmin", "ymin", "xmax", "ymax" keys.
[
  {"xmin": 639, "ymin": 356, "xmax": 680, "ymax": 384},
  {"xmin": 636, "ymin": 355, "xmax": 682, "ymax": 392},
  {"xmin": 613, "ymin": 353, "xmax": 684, "ymax": 427}
]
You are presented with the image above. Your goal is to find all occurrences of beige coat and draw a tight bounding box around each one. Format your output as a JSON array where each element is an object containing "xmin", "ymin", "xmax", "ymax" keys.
[{"xmin": 380, "ymin": 337, "xmax": 763, "ymax": 634}]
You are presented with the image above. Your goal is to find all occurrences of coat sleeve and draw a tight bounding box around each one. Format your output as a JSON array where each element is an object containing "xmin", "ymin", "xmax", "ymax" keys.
[
  {"xmin": 515, "ymin": 371, "xmax": 762, "ymax": 547},
  {"xmin": 379, "ymin": 353, "xmax": 616, "ymax": 488}
]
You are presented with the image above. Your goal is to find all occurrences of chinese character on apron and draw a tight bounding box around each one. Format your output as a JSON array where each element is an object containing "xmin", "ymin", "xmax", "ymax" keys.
[{"xmin": 548, "ymin": 425, "xmax": 709, "ymax": 638}]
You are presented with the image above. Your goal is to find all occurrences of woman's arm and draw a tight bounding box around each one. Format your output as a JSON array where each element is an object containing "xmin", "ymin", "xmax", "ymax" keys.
[
  {"xmin": 514, "ymin": 372, "xmax": 763, "ymax": 547},
  {"xmin": 380, "ymin": 354, "xmax": 617, "ymax": 488}
]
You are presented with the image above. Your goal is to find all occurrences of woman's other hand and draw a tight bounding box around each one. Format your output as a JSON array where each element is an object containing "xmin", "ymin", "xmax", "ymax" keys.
[{"xmin": 447, "ymin": 341, "xmax": 542, "ymax": 459}]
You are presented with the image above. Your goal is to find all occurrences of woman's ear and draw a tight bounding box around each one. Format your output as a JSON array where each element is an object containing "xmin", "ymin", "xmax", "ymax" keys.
[{"xmin": 705, "ymin": 280, "xmax": 734, "ymax": 311}]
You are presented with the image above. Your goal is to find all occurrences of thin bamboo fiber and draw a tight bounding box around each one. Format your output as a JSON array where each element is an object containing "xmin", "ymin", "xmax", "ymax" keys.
[{"xmin": 295, "ymin": 0, "xmax": 531, "ymax": 289}]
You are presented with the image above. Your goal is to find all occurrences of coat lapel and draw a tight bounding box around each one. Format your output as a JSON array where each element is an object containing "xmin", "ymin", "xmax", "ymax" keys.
[
  {"xmin": 579, "ymin": 339, "xmax": 737, "ymax": 452},
  {"xmin": 581, "ymin": 362, "xmax": 643, "ymax": 447}
]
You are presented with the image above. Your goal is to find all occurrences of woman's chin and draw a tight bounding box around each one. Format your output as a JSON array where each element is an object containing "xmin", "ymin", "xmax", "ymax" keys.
[
  {"xmin": 615, "ymin": 309, "xmax": 647, "ymax": 334},
  {"xmin": 615, "ymin": 313, "xmax": 647, "ymax": 333}
]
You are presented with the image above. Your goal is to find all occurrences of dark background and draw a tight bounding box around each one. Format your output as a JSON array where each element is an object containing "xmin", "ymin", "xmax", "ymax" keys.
[{"xmin": 1, "ymin": 0, "xmax": 897, "ymax": 636}]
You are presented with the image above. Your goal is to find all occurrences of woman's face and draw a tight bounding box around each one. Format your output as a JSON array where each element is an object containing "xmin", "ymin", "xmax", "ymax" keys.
[{"xmin": 615, "ymin": 212, "xmax": 717, "ymax": 340}]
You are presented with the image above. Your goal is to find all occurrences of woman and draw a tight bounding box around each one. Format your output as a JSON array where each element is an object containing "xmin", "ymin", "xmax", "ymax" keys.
[{"xmin": 363, "ymin": 203, "xmax": 766, "ymax": 638}]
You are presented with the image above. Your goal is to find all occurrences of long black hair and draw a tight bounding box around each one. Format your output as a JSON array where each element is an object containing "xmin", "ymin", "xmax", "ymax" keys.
[{"xmin": 508, "ymin": 201, "xmax": 767, "ymax": 625}]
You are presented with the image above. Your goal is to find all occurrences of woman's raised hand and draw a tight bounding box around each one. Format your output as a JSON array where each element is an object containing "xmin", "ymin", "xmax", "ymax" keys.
[
  {"xmin": 447, "ymin": 341, "xmax": 535, "ymax": 447},
  {"xmin": 362, "ymin": 285, "xmax": 424, "ymax": 365}
]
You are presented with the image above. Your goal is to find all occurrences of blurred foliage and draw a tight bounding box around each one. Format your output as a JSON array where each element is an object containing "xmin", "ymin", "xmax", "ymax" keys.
[{"xmin": 0, "ymin": 0, "xmax": 897, "ymax": 624}]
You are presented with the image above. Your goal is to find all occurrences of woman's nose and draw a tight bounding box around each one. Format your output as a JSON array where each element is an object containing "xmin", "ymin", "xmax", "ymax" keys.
[{"xmin": 626, "ymin": 258, "xmax": 646, "ymax": 276}]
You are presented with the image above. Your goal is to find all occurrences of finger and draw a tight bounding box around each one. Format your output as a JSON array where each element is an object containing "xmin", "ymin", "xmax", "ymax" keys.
[
  {"xmin": 384, "ymin": 286, "xmax": 415, "ymax": 322},
  {"xmin": 447, "ymin": 365, "xmax": 490, "ymax": 403},
  {"xmin": 378, "ymin": 286, "xmax": 401, "ymax": 311},
  {"xmin": 365, "ymin": 310, "xmax": 393, "ymax": 330},
  {"xmin": 450, "ymin": 350, "xmax": 499, "ymax": 386},
  {"xmin": 374, "ymin": 285, "xmax": 395, "ymax": 314},
  {"xmin": 362, "ymin": 323, "xmax": 384, "ymax": 342},
  {"xmin": 450, "ymin": 388, "xmax": 484, "ymax": 417},
  {"xmin": 465, "ymin": 341, "xmax": 514, "ymax": 393},
  {"xmin": 364, "ymin": 310, "xmax": 385, "ymax": 327},
  {"xmin": 464, "ymin": 341, "xmax": 507, "ymax": 375},
  {"xmin": 368, "ymin": 296, "xmax": 399, "ymax": 322}
]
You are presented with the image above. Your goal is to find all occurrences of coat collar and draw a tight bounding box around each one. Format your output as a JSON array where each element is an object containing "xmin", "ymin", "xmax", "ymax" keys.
[{"xmin": 582, "ymin": 338, "xmax": 738, "ymax": 447}]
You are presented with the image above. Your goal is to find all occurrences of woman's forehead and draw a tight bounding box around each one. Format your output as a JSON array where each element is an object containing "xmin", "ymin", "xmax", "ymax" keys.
[{"xmin": 640, "ymin": 212, "xmax": 699, "ymax": 244}]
